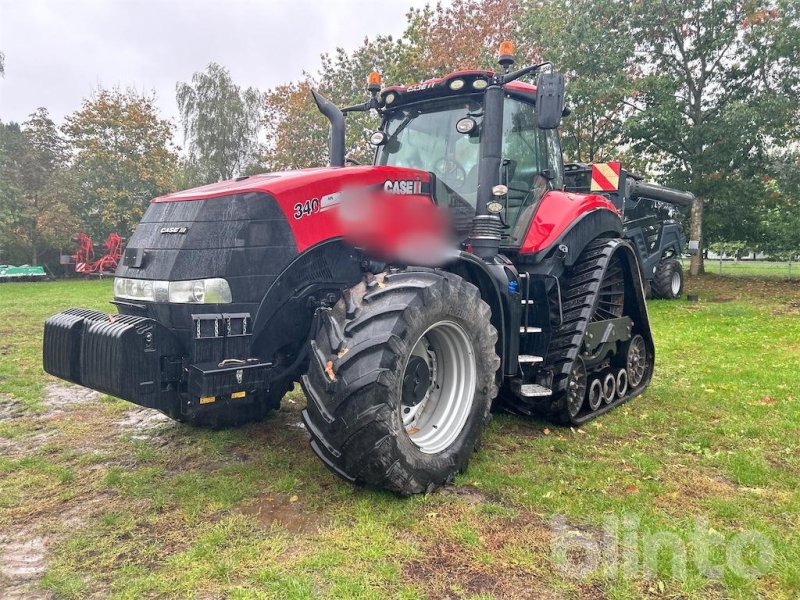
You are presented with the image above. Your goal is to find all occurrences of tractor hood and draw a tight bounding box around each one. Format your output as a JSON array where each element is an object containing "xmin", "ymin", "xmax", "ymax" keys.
[
  {"xmin": 151, "ymin": 166, "xmax": 438, "ymax": 253},
  {"xmin": 115, "ymin": 166, "xmax": 442, "ymax": 305}
]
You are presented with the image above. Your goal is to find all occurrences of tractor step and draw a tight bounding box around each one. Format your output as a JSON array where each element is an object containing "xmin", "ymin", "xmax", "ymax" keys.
[
  {"xmin": 518, "ymin": 354, "xmax": 543, "ymax": 364},
  {"xmin": 517, "ymin": 383, "xmax": 552, "ymax": 398},
  {"xmin": 520, "ymin": 326, "xmax": 542, "ymax": 333}
]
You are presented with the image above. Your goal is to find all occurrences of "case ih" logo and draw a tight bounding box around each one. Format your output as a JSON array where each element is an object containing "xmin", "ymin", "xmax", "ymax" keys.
[
  {"xmin": 384, "ymin": 180, "xmax": 423, "ymax": 195},
  {"xmin": 160, "ymin": 226, "xmax": 189, "ymax": 234}
]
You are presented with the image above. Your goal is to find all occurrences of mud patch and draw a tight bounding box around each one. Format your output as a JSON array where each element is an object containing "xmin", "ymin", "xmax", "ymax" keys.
[
  {"xmin": 437, "ymin": 484, "xmax": 492, "ymax": 505},
  {"xmin": 0, "ymin": 534, "xmax": 49, "ymax": 599},
  {"xmin": 405, "ymin": 508, "xmax": 559, "ymax": 599},
  {"xmin": 113, "ymin": 408, "xmax": 175, "ymax": 442},
  {"xmin": 0, "ymin": 395, "xmax": 27, "ymax": 421},
  {"xmin": 43, "ymin": 383, "xmax": 102, "ymax": 413},
  {"xmin": 237, "ymin": 493, "xmax": 322, "ymax": 534}
]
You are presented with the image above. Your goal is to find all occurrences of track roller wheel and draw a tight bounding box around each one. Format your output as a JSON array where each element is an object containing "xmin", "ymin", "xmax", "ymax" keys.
[
  {"xmin": 615, "ymin": 369, "xmax": 628, "ymax": 398},
  {"xmin": 565, "ymin": 357, "xmax": 587, "ymax": 419},
  {"xmin": 587, "ymin": 379, "xmax": 603, "ymax": 411},
  {"xmin": 624, "ymin": 334, "xmax": 648, "ymax": 388},
  {"xmin": 602, "ymin": 372, "xmax": 616, "ymax": 405}
]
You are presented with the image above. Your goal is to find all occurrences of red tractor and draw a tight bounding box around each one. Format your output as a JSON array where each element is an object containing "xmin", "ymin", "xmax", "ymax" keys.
[{"xmin": 44, "ymin": 44, "xmax": 688, "ymax": 495}]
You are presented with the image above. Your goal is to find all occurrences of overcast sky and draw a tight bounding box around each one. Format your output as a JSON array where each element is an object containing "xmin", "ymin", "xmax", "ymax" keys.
[{"xmin": 0, "ymin": 0, "xmax": 432, "ymax": 128}]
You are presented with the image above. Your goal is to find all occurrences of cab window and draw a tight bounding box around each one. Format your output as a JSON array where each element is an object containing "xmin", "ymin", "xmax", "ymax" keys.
[{"xmin": 502, "ymin": 99, "xmax": 547, "ymax": 237}]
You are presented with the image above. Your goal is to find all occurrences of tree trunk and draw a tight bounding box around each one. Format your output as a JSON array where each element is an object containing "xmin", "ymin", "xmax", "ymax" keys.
[{"xmin": 689, "ymin": 196, "xmax": 704, "ymax": 275}]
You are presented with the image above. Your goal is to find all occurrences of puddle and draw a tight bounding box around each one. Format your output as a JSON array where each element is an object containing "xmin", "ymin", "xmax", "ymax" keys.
[
  {"xmin": 0, "ymin": 534, "xmax": 49, "ymax": 599},
  {"xmin": 238, "ymin": 493, "xmax": 321, "ymax": 533}
]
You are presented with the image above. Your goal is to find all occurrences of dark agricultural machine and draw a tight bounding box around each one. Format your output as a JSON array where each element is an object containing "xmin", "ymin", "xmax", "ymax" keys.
[
  {"xmin": 44, "ymin": 43, "xmax": 695, "ymax": 495},
  {"xmin": 564, "ymin": 162, "xmax": 693, "ymax": 300}
]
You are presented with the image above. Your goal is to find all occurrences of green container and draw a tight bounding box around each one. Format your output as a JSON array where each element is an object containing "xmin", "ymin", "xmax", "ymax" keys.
[{"xmin": 0, "ymin": 264, "xmax": 47, "ymax": 281}]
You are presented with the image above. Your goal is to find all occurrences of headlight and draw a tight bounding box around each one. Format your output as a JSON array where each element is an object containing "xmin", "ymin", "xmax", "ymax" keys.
[
  {"xmin": 114, "ymin": 277, "xmax": 231, "ymax": 303},
  {"xmin": 449, "ymin": 79, "xmax": 465, "ymax": 91}
]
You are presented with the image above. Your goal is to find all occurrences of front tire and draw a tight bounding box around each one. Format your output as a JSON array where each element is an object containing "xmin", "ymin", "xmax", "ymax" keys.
[
  {"xmin": 301, "ymin": 269, "xmax": 500, "ymax": 495},
  {"xmin": 651, "ymin": 258, "xmax": 683, "ymax": 299}
]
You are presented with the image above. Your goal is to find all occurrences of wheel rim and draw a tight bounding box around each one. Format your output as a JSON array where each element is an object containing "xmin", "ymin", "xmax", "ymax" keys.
[
  {"xmin": 602, "ymin": 372, "xmax": 616, "ymax": 404},
  {"xmin": 671, "ymin": 271, "xmax": 681, "ymax": 296},
  {"xmin": 616, "ymin": 369, "xmax": 628, "ymax": 398},
  {"xmin": 401, "ymin": 320, "xmax": 476, "ymax": 454},
  {"xmin": 626, "ymin": 335, "xmax": 647, "ymax": 388},
  {"xmin": 587, "ymin": 379, "xmax": 603, "ymax": 411},
  {"xmin": 566, "ymin": 358, "xmax": 587, "ymax": 417}
]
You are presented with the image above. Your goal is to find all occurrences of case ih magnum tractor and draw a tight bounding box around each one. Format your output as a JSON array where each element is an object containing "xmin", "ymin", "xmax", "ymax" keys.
[{"xmin": 44, "ymin": 44, "xmax": 694, "ymax": 495}]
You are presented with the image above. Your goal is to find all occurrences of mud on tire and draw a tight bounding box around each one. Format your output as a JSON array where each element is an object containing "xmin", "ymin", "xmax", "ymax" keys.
[{"xmin": 301, "ymin": 269, "xmax": 500, "ymax": 496}]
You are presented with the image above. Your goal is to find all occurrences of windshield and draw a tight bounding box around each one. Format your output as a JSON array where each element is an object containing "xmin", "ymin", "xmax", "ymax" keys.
[{"xmin": 376, "ymin": 98, "xmax": 483, "ymax": 207}]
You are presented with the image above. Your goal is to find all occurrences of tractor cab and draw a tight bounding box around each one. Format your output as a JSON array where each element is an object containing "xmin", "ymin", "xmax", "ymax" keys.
[{"xmin": 373, "ymin": 88, "xmax": 565, "ymax": 245}]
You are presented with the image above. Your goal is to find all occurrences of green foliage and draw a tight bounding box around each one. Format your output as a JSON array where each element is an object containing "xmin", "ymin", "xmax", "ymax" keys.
[
  {"xmin": 624, "ymin": 0, "xmax": 800, "ymax": 260},
  {"xmin": 63, "ymin": 88, "xmax": 177, "ymax": 239},
  {"xmin": 176, "ymin": 63, "xmax": 262, "ymax": 184},
  {"xmin": 524, "ymin": 0, "xmax": 636, "ymax": 162},
  {"xmin": 0, "ymin": 109, "xmax": 77, "ymax": 265}
]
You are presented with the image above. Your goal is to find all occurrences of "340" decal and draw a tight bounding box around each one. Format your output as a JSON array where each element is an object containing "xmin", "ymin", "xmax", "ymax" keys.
[{"xmin": 293, "ymin": 198, "xmax": 320, "ymax": 219}]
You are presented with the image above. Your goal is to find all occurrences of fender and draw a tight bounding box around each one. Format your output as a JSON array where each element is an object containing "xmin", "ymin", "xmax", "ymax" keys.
[
  {"xmin": 251, "ymin": 239, "xmax": 364, "ymax": 365},
  {"xmin": 517, "ymin": 190, "xmax": 620, "ymax": 255},
  {"xmin": 444, "ymin": 252, "xmax": 517, "ymax": 378},
  {"xmin": 516, "ymin": 208, "xmax": 623, "ymax": 269}
]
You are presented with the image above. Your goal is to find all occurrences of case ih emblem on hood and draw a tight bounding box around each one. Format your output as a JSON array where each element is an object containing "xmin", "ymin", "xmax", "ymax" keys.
[
  {"xmin": 384, "ymin": 180, "xmax": 423, "ymax": 195},
  {"xmin": 160, "ymin": 226, "xmax": 189, "ymax": 234}
]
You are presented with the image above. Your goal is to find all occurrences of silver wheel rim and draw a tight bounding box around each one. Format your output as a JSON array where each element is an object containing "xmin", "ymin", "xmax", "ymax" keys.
[
  {"xmin": 401, "ymin": 320, "xmax": 476, "ymax": 455},
  {"xmin": 626, "ymin": 335, "xmax": 647, "ymax": 388},
  {"xmin": 602, "ymin": 372, "xmax": 616, "ymax": 404},
  {"xmin": 616, "ymin": 369, "xmax": 628, "ymax": 398},
  {"xmin": 566, "ymin": 359, "xmax": 587, "ymax": 418},
  {"xmin": 588, "ymin": 379, "xmax": 603, "ymax": 411},
  {"xmin": 671, "ymin": 271, "xmax": 681, "ymax": 296}
]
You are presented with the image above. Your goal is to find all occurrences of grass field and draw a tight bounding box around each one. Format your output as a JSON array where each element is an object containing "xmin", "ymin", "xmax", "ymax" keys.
[{"xmin": 1, "ymin": 276, "xmax": 799, "ymax": 599}]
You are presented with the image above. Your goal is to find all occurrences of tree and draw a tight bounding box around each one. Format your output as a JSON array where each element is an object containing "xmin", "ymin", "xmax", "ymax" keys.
[
  {"xmin": 0, "ymin": 50, "xmax": 5, "ymax": 77},
  {"xmin": 625, "ymin": 0, "xmax": 800, "ymax": 274},
  {"xmin": 262, "ymin": 0, "xmax": 533, "ymax": 170},
  {"xmin": 176, "ymin": 63, "xmax": 262, "ymax": 184},
  {"xmin": 63, "ymin": 89, "xmax": 177, "ymax": 238},
  {"xmin": 523, "ymin": 0, "xmax": 637, "ymax": 163},
  {"xmin": 0, "ymin": 109, "xmax": 77, "ymax": 265}
]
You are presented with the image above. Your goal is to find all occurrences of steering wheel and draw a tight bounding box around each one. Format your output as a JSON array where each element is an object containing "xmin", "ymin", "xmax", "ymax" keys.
[{"xmin": 433, "ymin": 158, "xmax": 467, "ymax": 190}]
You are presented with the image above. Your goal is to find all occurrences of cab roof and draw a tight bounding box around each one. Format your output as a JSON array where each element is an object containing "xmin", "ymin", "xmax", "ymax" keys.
[{"xmin": 380, "ymin": 69, "xmax": 537, "ymax": 109}]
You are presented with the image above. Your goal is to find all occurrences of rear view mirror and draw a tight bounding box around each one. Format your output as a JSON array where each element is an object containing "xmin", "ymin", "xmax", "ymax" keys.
[{"xmin": 535, "ymin": 72, "xmax": 565, "ymax": 129}]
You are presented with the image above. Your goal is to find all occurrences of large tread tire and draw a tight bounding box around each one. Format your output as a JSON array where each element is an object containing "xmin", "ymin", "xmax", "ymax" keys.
[
  {"xmin": 301, "ymin": 269, "xmax": 500, "ymax": 496},
  {"xmin": 651, "ymin": 258, "xmax": 683, "ymax": 299},
  {"xmin": 176, "ymin": 378, "xmax": 294, "ymax": 429}
]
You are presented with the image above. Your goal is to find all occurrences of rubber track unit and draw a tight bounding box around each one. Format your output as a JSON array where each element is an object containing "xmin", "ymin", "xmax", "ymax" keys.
[
  {"xmin": 507, "ymin": 238, "xmax": 654, "ymax": 425},
  {"xmin": 650, "ymin": 258, "xmax": 683, "ymax": 300},
  {"xmin": 300, "ymin": 269, "xmax": 500, "ymax": 496}
]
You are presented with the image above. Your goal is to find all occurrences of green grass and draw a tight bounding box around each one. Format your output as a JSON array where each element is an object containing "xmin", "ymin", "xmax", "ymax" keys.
[{"xmin": 1, "ymin": 276, "xmax": 799, "ymax": 598}]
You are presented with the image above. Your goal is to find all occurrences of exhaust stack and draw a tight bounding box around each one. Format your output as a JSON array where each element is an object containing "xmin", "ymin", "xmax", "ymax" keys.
[{"xmin": 311, "ymin": 89, "xmax": 345, "ymax": 167}]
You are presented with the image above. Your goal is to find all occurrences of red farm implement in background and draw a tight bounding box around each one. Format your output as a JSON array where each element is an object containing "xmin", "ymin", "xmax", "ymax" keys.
[{"xmin": 67, "ymin": 232, "xmax": 125, "ymax": 276}]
